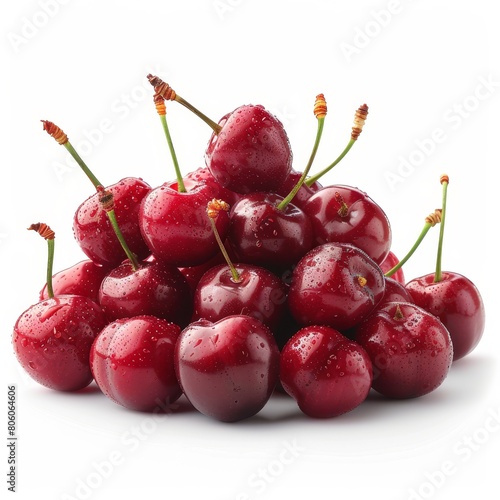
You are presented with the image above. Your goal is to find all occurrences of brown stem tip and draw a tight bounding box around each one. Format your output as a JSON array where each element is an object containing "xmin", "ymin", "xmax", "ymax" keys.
[
  {"xmin": 314, "ymin": 94, "xmax": 327, "ymax": 120},
  {"xmin": 41, "ymin": 120, "xmax": 68, "ymax": 145},
  {"xmin": 154, "ymin": 93, "xmax": 166, "ymax": 116},
  {"xmin": 97, "ymin": 186, "xmax": 114, "ymax": 212},
  {"xmin": 440, "ymin": 174, "xmax": 449, "ymax": 185},
  {"xmin": 351, "ymin": 104, "xmax": 369, "ymax": 141},
  {"xmin": 28, "ymin": 223, "xmax": 55, "ymax": 240},
  {"xmin": 147, "ymin": 74, "xmax": 177, "ymax": 101},
  {"xmin": 425, "ymin": 209, "xmax": 442, "ymax": 227},
  {"xmin": 207, "ymin": 199, "xmax": 230, "ymax": 219}
]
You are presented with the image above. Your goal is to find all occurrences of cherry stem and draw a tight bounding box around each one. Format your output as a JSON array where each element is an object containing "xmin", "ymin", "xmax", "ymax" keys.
[
  {"xmin": 98, "ymin": 187, "xmax": 139, "ymax": 270},
  {"xmin": 277, "ymin": 94, "xmax": 327, "ymax": 211},
  {"xmin": 305, "ymin": 104, "xmax": 368, "ymax": 187},
  {"xmin": 434, "ymin": 175, "xmax": 449, "ymax": 283},
  {"xmin": 154, "ymin": 94, "xmax": 186, "ymax": 192},
  {"xmin": 41, "ymin": 121, "xmax": 102, "ymax": 188},
  {"xmin": 207, "ymin": 199, "xmax": 240, "ymax": 283},
  {"xmin": 147, "ymin": 75, "xmax": 222, "ymax": 134},
  {"xmin": 384, "ymin": 209, "xmax": 442, "ymax": 278},
  {"xmin": 28, "ymin": 223, "xmax": 55, "ymax": 299}
]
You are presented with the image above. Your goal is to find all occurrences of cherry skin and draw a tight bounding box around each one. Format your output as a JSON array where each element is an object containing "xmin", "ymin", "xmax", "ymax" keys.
[
  {"xmin": 303, "ymin": 184, "xmax": 392, "ymax": 265},
  {"xmin": 139, "ymin": 179, "xmax": 231, "ymax": 267},
  {"xmin": 98, "ymin": 259, "xmax": 192, "ymax": 327},
  {"xmin": 227, "ymin": 192, "xmax": 314, "ymax": 272},
  {"xmin": 73, "ymin": 177, "xmax": 152, "ymax": 268},
  {"xmin": 192, "ymin": 263, "xmax": 288, "ymax": 331},
  {"xmin": 275, "ymin": 169, "xmax": 323, "ymax": 210},
  {"xmin": 380, "ymin": 251, "xmax": 405, "ymax": 284},
  {"xmin": 405, "ymin": 272, "xmax": 485, "ymax": 361},
  {"xmin": 280, "ymin": 325, "xmax": 373, "ymax": 418},
  {"xmin": 288, "ymin": 242, "xmax": 386, "ymax": 331},
  {"xmin": 90, "ymin": 316, "xmax": 182, "ymax": 411},
  {"xmin": 355, "ymin": 302, "xmax": 453, "ymax": 398},
  {"xmin": 378, "ymin": 277, "xmax": 414, "ymax": 308},
  {"xmin": 40, "ymin": 259, "xmax": 110, "ymax": 304},
  {"xmin": 12, "ymin": 295, "xmax": 107, "ymax": 391},
  {"xmin": 205, "ymin": 105, "xmax": 293, "ymax": 194},
  {"xmin": 174, "ymin": 315, "xmax": 280, "ymax": 422}
]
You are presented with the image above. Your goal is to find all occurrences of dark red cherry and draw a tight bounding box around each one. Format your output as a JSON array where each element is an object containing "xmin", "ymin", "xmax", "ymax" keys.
[
  {"xmin": 192, "ymin": 263, "xmax": 288, "ymax": 331},
  {"xmin": 174, "ymin": 316, "xmax": 280, "ymax": 422},
  {"xmin": 280, "ymin": 325, "xmax": 373, "ymax": 418},
  {"xmin": 288, "ymin": 242, "xmax": 386, "ymax": 331},
  {"xmin": 98, "ymin": 259, "xmax": 192, "ymax": 327},
  {"xmin": 355, "ymin": 302, "xmax": 453, "ymax": 398},
  {"xmin": 405, "ymin": 272, "xmax": 485, "ymax": 361},
  {"xmin": 205, "ymin": 105, "xmax": 293, "ymax": 194},
  {"xmin": 90, "ymin": 316, "xmax": 182, "ymax": 411},
  {"xmin": 379, "ymin": 277, "xmax": 414, "ymax": 308},
  {"xmin": 73, "ymin": 177, "xmax": 152, "ymax": 268},
  {"xmin": 40, "ymin": 259, "xmax": 110, "ymax": 303},
  {"xmin": 12, "ymin": 295, "xmax": 107, "ymax": 391},
  {"xmin": 303, "ymin": 184, "xmax": 392, "ymax": 265}
]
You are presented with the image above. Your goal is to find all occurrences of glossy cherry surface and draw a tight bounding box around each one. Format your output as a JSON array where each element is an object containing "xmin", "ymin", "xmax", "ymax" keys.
[
  {"xmin": 275, "ymin": 169, "xmax": 323, "ymax": 210},
  {"xmin": 139, "ymin": 179, "xmax": 231, "ymax": 267},
  {"xmin": 405, "ymin": 272, "xmax": 485, "ymax": 361},
  {"xmin": 288, "ymin": 242, "xmax": 386, "ymax": 330},
  {"xmin": 73, "ymin": 177, "xmax": 152, "ymax": 268},
  {"xmin": 228, "ymin": 192, "xmax": 314, "ymax": 272},
  {"xmin": 192, "ymin": 263, "xmax": 288, "ymax": 331},
  {"xmin": 379, "ymin": 250, "xmax": 405, "ymax": 284},
  {"xmin": 174, "ymin": 315, "xmax": 280, "ymax": 422},
  {"xmin": 12, "ymin": 295, "xmax": 107, "ymax": 391},
  {"xmin": 99, "ymin": 259, "xmax": 192, "ymax": 327},
  {"xmin": 40, "ymin": 259, "xmax": 110, "ymax": 303},
  {"xmin": 355, "ymin": 301, "xmax": 453, "ymax": 398},
  {"xmin": 280, "ymin": 325, "xmax": 373, "ymax": 418},
  {"xmin": 205, "ymin": 105, "xmax": 293, "ymax": 194},
  {"xmin": 90, "ymin": 316, "xmax": 182, "ymax": 411},
  {"xmin": 303, "ymin": 184, "xmax": 392, "ymax": 265}
]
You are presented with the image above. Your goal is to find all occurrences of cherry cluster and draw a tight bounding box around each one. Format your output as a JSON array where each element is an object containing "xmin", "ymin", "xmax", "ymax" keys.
[{"xmin": 12, "ymin": 76, "xmax": 485, "ymax": 422}]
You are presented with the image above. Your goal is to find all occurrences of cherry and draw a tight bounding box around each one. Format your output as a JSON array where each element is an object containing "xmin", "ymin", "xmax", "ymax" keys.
[
  {"xmin": 379, "ymin": 277, "xmax": 414, "ymax": 308},
  {"xmin": 303, "ymin": 184, "xmax": 392, "ymax": 265},
  {"xmin": 12, "ymin": 224, "xmax": 107, "ymax": 391},
  {"xmin": 404, "ymin": 175, "xmax": 485, "ymax": 361},
  {"xmin": 174, "ymin": 315, "xmax": 280, "ymax": 422},
  {"xmin": 288, "ymin": 242, "xmax": 386, "ymax": 331},
  {"xmin": 355, "ymin": 302, "xmax": 453, "ymax": 398},
  {"xmin": 280, "ymin": 325, "xmax": 373, "ymax": 418},
  {"xmin": 40, "ymin": 259, "xmax": 110, "ymax": 304},
  {"xmin": 42, "ymin": 121, "xmax": 151, "ymax": 267},
  {"xmin": 148, "ymin": 74, "xmax": 292, "ymax": 194},
  {"xmin": 90, "ymin": 316, "xmax": 182, "ymax": 411}
]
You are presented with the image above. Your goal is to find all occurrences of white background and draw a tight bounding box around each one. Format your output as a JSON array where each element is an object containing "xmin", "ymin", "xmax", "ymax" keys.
[{"xmin": 2, "ymin": 0, "xmax": 499, "ymax": 499}]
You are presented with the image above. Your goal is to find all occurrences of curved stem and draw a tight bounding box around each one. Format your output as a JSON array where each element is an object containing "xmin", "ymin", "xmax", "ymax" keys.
[
  {"xmin": 209, "ymin": 218, "xmax": 240, "ymax": 283},
  {"xmin": 159, "ymin": 114, "xmax": 186, "ymax": 192},
  {"xmin": 434, "ymin": 177, "xmax": 449, "ymax": 283},
  {"xmin": 106, "ymin": 208, "xmax": 139, "ymax": 271},
  {"xmin": 64, "ymin": 142, "xmax": 102, "ymax": 188}
]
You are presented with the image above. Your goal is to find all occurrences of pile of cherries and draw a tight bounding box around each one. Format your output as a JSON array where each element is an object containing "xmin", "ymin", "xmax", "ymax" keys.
[{"xmin": 12, "ymin": 76, "xmax": 485, "ymax": 422}]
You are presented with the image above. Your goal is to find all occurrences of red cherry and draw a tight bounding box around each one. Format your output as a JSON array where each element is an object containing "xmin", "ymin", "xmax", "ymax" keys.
[
  {"xmin": 90, "ymin": 316, "xmax": 182, "ymax": 411},
  {"xmin": 355, "ymin": 302, "xmax": 453, "ymax": 398},
  {"xmin": 288, "ymin": 242, "xmax": 386, "ymax": 330},
  {"xmin": 405, "ymin": 272, "xmax": 485, "ymax": 361},
  {"xmin": 193, "ymin": 263, "xmax": 288, "ymax": 331},
  {"xmin": 12, "ymin": 295, "xmax": 107, "ymax": 391},
  {"xmin": 40, "ymin": 259, "xmax": 110, "ymax": 303},
  {"xmin": 280, "ymin": 325, "xmax": 373, "ymax": 418},
  {"xmin": 98, "ymin": 258, "xmax": 192, "ymax": 326},
  {"xmin": 379, "ymin": 277, "xmax": 414, "ymax": 308},
  {"xmin": 174, "ymin": 316, "xmax": 280, "ymax": 422},
  {"xmin": 303, "ymin": 185, "xmax": 392, "ymax": 265},
  {"xmin": 139, "ymin": 180, "xmax": 231, "ymax": 267}
]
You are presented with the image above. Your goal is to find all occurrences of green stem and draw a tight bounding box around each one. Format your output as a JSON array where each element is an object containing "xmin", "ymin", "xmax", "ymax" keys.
[
  {"xmin": 305, "ymin": 138, "xmax": 355, "ymax": 187},
  {"xmin": 384, "ymin": 222, "xmax": 433, "ymax": 278},
  {"xmin": 106, "ymin": 208, "xmax": 139, "ymax": 271},
  {"xmin": 176, "ymin": 95, "xmax": 222, "ymax": 134},
  {"xmin": 277, "ymin": 117, "xmax": 325, "ymax": 211},
  {"xmin": 46, "ymin": 238, "xmax": 55, "ymax": 299},
  {"xmin": 434, "ymin": 178, "xmax": 449, "ymax": 283},
  {"xmin": 209, "ymin": 218, "xmax": 240, "ymax": 283},
  {"xmin": 159, "ymin": 114, "xmax": 186, "ymax": 193},
  {"xmin": 64, "ymin": 142, "xmax": 102, "ymax": 188}
]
